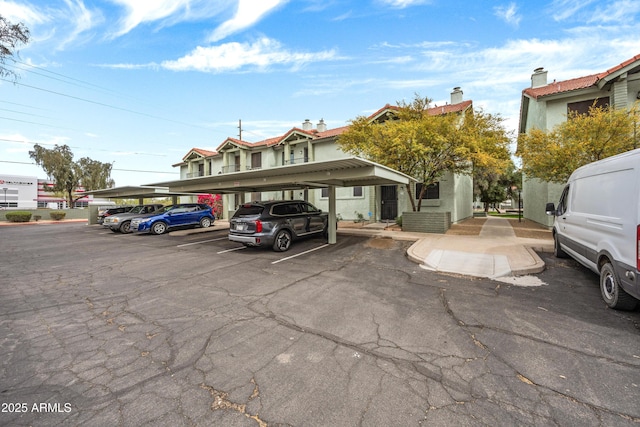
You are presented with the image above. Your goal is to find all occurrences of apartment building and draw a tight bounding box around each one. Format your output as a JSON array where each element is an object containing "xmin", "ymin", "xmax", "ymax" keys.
[
  {"xmin": 518, "ymin": 54, "xmax": 640, "ymax": 226},
  {"xmin": 174, "ymin": 89, "xmax": 474, "ymax": 226}
]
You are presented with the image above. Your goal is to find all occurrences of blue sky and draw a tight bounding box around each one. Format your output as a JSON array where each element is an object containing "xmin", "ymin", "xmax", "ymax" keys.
[{"xmin": 1, "ymin": 0, "xmax": 640, "ymax": 186}]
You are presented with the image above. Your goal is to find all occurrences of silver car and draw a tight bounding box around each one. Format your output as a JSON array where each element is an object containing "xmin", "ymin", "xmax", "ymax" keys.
[
  {"xmin": 103, "ymin": 204, "xmax": 164, "ymax": 233},
  {"xmin": 228, "ymin": 200, "xmax": 328, "ymax": 251}
]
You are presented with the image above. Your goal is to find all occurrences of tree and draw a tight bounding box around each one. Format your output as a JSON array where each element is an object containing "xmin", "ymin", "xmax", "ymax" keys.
[
  {"xmin": 197, "ymin": 193, "xmax": 223, "ymax": 218},
  {"xmin": 0, "ymin": 15, "xmax": 30, "ymax": 80},
  {"xmin": 338, "ymin": 94, "xmax": 512, "ymax": 211},
  {"xmin": 517, "ymin": 102, "xmax": 640, "ymax": 183},
  {"xmin": 474, "ymin": 160, "xmax": 520, "ymax": 212},
  {"xmin": 29, "ymin": 144, "xmax": 115, "ymax": 208}
]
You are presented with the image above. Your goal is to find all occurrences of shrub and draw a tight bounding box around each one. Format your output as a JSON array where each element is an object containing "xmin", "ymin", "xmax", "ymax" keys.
[
  {"xmin": 6, "ymin": 211, "xmax": 32, "ymax": 222},
  {"xmin": 49, "ymin": 211, "xmax": 66, "ymax": 221},
  {"xmin": 395, "ymin": 216, "xmax": 402, "ymax": 227}
]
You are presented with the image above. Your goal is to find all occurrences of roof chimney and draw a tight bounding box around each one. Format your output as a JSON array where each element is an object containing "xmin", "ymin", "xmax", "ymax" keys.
[
  {"xmin": 302, "ymin": 119, "xmax": 313, "ymax": 131},
  {"xmin": 317, "ymin": 119, "xmax": 327, "ymax": 132},
  {"xmin": 451, "ymin": 87, "xmax": 463, "ymax": 104},
  {"xmin": 531, "ymin": 67, "xmax": 548, "ymax": 88}
]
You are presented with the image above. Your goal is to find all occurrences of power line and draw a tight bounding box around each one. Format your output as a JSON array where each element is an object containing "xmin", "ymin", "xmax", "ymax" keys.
[
  {"xmin": 0, "ymin": 160, "xmax": 178, "ymax": 174},
  {"xmin": 0, "ymin": 137, "xmax": 168, "ymax": 157},
  {"xmin": 0, "ymin": 107, "xmax": 53, "ymax": 120}
]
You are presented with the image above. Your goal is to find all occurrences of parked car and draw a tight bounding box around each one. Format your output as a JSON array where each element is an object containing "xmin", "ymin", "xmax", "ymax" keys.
[
  {"xmin": 129, "ymin": 204, "xmax": 215, "ymax": 235},
  {"xmin": 97, "ymin": 206, "xmax": 133, "ymax": 224},
  {"xmin": 545, "ymin": 148, "xmax": 640, "ymax": 310},
  {"xmin": 228, "ymin": 200, "xmax": 328, "ymax": 252},
  {"xmin": 103, "ymin": 204, "xmax": 164, "ymax": 233}
]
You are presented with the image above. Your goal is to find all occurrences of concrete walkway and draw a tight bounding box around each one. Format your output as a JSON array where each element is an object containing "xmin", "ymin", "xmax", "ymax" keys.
[{"xmin": 339, "ymin": 216, "xmax": 553, "ymax": 279}]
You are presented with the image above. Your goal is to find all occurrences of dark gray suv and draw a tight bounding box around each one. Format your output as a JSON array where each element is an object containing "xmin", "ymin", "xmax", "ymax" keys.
[{"xmin": 228, "ymin": 200, "xmax": 328, "ymax": 251}]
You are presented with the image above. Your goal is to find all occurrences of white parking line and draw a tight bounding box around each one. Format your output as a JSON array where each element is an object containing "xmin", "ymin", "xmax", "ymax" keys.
[
  {"xmin": 271, "ymin": 244, "xmax": 330, "ymax": 264},
  {"xmin": 217, "ymin": 246, "xmax": 247, "ymax": 254},
  {"xmin": 177, "ymin": 237, "xmax": 228, "ymax": 247}
]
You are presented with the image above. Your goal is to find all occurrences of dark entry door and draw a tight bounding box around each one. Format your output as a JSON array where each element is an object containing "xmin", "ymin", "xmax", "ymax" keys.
[{"xmin": 380, "ymin": 185, "xmax": 397, "ymax": 220}]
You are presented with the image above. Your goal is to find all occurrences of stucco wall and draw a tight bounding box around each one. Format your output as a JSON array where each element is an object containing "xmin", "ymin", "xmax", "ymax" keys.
[
  {"xmin": 402, "ymin": 171, "xmax": 472, "ymax": 223},
  {"xmin": 522, "ymin": 176, "xmax": 564, "ymax": 227},
  {"xmin": 314, "ymin": 186, "xmax": 371, "ymax": 221},
  {"xmin": 453, "ymin": 173, "xmax": 473, "ymax": 222}
]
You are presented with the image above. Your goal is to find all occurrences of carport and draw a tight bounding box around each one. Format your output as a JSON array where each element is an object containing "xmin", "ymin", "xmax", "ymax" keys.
[
  {"xmin": 84, "ymin": 186, "xmax": 198, "ymax": 225},
  {"xmin": 149, "ymin": 157, "xmax": 415, "ymax": 244}
]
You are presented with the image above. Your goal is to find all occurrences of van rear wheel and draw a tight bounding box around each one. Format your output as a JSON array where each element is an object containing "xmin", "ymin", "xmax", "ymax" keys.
[{"xmin": 600, "ymin": 262, "xmax": 638, "ymax": 310}]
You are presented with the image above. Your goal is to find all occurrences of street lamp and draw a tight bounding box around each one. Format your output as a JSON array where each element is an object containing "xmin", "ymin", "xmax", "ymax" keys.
[{"xmin": 2, "ymin": 187, "xmax": 7, "ymax": 208}]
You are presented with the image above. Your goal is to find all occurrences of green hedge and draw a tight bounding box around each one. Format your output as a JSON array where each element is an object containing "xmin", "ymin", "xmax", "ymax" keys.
[
  {"xmin": 6, "ymin": 211, "xmax": 32, "ymax": 222},
  {"xmin": 49, "ymin": 211, "xmax": 67, "ymax": 221}
]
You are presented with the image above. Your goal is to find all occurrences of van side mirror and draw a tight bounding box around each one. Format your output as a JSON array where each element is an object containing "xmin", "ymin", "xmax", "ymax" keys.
[{"xmin": 545, "ymin": 203, "xmax": 556, "ymax": 216}]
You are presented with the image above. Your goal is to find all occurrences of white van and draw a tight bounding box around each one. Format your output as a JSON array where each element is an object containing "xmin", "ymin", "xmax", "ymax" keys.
[{"xmin": 545, "ymin": 148, "xmax": 640, "ymax": 310}]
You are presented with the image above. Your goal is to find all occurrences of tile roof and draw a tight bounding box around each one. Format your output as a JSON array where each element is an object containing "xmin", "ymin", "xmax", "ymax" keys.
[
  {"xmin": 598, "ymin": 53, "xmax": 640, "ymax": 78},
  {"xmin": 427, "ymin": 100, "xmax": 473, "ymax": 115},
  {"xmin": 183, "ymin": 100, "xmax": 473, "ymax": 161},
  {"xmin": 523, "ymin": 53, "xmax": 640, "ymax": 99},
  {"xmin": 182, "ymin": 148, "xmax": 217, "ymax": 161},
  {"xmin": 523, "ymin": 74, "xmax": 599, "ymax": 99}
]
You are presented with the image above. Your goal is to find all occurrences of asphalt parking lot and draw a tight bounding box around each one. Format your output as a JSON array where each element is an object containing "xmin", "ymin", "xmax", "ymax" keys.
[{"xmin": 1, "ymin": 223, "xmax": 639, "ymax": 426}]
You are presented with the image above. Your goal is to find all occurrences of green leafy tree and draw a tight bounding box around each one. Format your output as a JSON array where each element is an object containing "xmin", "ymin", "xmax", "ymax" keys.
[
  {"xmin": 517, "ymin": 102, "xmax": 640, "ymax": 183},
  {"xmin": 338, "ymin": 94, "xmax": 512, "ymax": 211},
  {"xmin": 29, "ymin": 144, "xmax": 115, "ymax": 208},
  {"xmin": 474, "ymin": 160, "xmax": 520, "ymax": 212},
  {"xmin": 0, "ymin": 15, "xmax": 30, "ymax": 80}
]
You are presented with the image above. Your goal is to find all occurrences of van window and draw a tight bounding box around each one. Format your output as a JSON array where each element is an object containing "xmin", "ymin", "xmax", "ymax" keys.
[{"xmin": 557, "ymin": 185, "xmax": 569, "ymax": 215}]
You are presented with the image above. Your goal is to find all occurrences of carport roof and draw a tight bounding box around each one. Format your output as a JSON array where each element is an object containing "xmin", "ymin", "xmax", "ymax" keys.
[
  {"xmin": 149, "ymin": 157, "xmax": 416, "ymax": 194},
  {"xmin": 84, "ymin": 185, "xmax": 198, "ymax": 199}
]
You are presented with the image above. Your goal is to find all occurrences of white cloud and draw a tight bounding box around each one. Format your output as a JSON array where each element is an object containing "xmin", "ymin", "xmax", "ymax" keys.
[
  {"xmin": 377, "ymin": 0, "xmax": 432, "ymax": 8},
  {"xmin": 208, "ymin": 0, "xmax": 288, "ymax": 42},
  {"xmin": 549, "ymin": 0, "xmax": 596, "ymax": 21},
  {"xmin": 0, "ymin": 0, "xmax": 101, "ymax": 50},
  {"xmin": 57, "ymin": 0, "xmax": 101, "ymax": 49},
  {"xmin": 108, "ymin": 0, "xmax": 228, "ymax": 38},
  {"xmin": 589, "ymin": 0, "xmax": 640, "ymax": 23},
  {"xmin": 494, "ymin": 3, "xmax": 521, "ymax": 27},
  {"xmin": 0, "ymin": 1, "xmax": 48, "ymax": 25},
  {"xmin": 161, "ymin": 37, "xmax": 337, "ymax": 73}
]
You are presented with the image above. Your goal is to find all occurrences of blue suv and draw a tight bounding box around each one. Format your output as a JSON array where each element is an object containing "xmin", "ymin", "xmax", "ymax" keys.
[{"xmin": 130, "ymin": 203, "xmax": 215, "ymax": 235}]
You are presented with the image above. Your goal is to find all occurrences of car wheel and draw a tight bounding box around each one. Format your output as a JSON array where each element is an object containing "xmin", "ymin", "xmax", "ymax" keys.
[
  {"xmin": 151, "ymin": 221, "xmax": 168, "ymax": 235},
  {"xmin": 600, "ymin": 262, "xmax": 638, "ymax": 310},
  {"xmin": 273, "ymin": 229, "xmax": 292, "ymax": 252},
  {"xmin": 199, "ymin": 217, "xmax": 212, "ymax": 228},
  {"xmin": 553, "ymin": 233, "xmax": 568, "ymax": 258},
  {"xmin": 119, "ymin": 221, "xmax": 131, "ymax": 234}
]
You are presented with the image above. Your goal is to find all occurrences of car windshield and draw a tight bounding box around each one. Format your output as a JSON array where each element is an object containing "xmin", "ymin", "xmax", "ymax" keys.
[{"xmin": 129, "ymin": 206, "xmax": 145, "ymax": 214}]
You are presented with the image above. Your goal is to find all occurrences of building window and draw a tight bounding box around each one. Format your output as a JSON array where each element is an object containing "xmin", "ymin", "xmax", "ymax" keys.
[
  {"xmin": 321, "ymin": 188, "xmax": 328, "ymax": 198},
  {"xmin": 415, "ymin": 182, "xmax": 439, "ymax": 199},
  {"xmin": 353, "ymin": 186, "xmax": 363, "ymax": 197},
  {"xmin": 251, "ymin": 152, "xmax": 262, "ymax": 170},
  {"xmin": 567, "ymin": 97, "xmax": 609, "ymax": 115}
]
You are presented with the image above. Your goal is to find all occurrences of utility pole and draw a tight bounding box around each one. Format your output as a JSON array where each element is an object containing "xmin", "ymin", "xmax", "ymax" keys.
[{"xmin": 238, "ymin": 119, "xmax": 242, "ymax": 141}]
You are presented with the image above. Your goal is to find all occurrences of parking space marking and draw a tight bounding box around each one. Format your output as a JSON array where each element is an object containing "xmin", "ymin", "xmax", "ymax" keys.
[
  {"xmin": 271, "ymin": 244, "xmax": 330, "ymax": 264},
  {"xmin": 177, "ymin": 237, "xmax": 228, "ymax": 248},
  {"xmin": 217, "ymin": 246, "xmax": 247, "ymax": 254}
]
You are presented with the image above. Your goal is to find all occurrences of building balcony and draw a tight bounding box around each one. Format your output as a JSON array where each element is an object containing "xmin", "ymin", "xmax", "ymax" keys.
[
  {"xmin": 186, "ymin": 171, "xmax": 205, "ymax": 178},
  {"xmin": 283, "ymin": 157, "xmax": 309, "ymax": 165}
]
